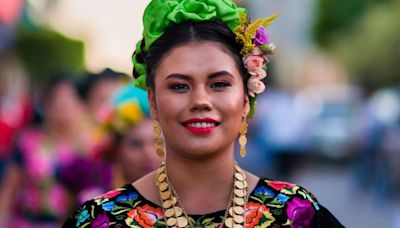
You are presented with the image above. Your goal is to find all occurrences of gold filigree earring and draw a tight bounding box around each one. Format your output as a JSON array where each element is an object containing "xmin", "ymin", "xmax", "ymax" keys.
[
  {"xmin": 153, "ymin": 120, "xmax": 164, "ymax": 157},
  {"xmin": 239, "ymin": 119, "xmax": 248, "ymax": 158}
]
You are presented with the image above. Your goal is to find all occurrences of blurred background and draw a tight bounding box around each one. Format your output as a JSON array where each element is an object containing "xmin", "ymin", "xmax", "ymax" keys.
[{"xmin": 0, "ymin": 0, "xmax": 399, "ymax": 227}]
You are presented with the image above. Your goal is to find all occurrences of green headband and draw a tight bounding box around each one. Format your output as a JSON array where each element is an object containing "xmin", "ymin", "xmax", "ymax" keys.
[{"xmin": 132, "ymin": 0, "xmax": 247, "ymax": 89}]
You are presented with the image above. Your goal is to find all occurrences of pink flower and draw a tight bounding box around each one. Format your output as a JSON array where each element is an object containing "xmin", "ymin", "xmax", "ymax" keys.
[
  {"xmin": 244, "ymin": 55, "xmax": 264, "ymax": 71},
  {"xmin": 247, "ymin": 77, "xmax": 265, "ymax": 97},
  {"xmin": 96, "ymin": 189, "xmax": 122, "ymax": 199},
  {"xmin": 268, "ymin": 181, "xmax": 296, "ymax": 191},
  {"xmin": 286, "ymin": 197, "xmax": 315, "ymax": 228},
  {"xmin": 249, "ymin": 69, "xmax": 267, "ymax": 80}
]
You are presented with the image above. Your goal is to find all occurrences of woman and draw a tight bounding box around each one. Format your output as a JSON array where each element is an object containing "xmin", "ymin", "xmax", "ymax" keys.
[
  {"xmin": 0, "ymin": 76, "xmax": 94, "ymax": 227},
  {"xmin": 99, "ymin": 83, "xmax": 162, "ymax": 187},
  {"xmin": 64, "ymin": 0, "xmax": 343, "ymax": 227}
]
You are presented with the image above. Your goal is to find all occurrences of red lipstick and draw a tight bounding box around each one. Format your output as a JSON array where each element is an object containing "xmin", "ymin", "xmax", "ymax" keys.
[{"xmin": 182, "ymin": 118, "xmax": 219, "ymax": 135}]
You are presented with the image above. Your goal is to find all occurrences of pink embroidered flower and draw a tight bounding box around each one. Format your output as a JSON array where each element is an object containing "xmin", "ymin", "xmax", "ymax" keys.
[
  {"xmin": 244, "ymin": 55, "xmax": 264, "ymax": 71},
  {"xmin": 268, "ymin": 181, "xmax": 296, "ymax": 191},
  {"xmin": 97, "ymin": 189, "xmax": 122, "ymax": 199},
  {"xmin": 249, "ymin": 68, "xmax": 267, "ymax": 80},
  {"xmin": 247, "ymin": 78, "xmax": 265, "ymax": 97},
  {"xmin": 286, "ymin": 197, "xmax": 315, "ymax": 228}
]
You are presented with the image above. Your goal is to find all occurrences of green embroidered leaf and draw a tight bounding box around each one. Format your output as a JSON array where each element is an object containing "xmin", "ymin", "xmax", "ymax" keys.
[
  {"xmin": 282, "ymin": 219, "xmax": 292, "ymax": 226},
  {"xmin": 249, "ymin": 195, "xmax": 264, "ymax": 204},
  {"xmin": 90, "ymin": 205, "xmax": 95, "ymax": 218},
  {"xmin": 201, "ymin": 217, "xmax": 215, "ymax": 224},
  {"xmin": 111, "ymin": 207, "xmax": 131, "ymax": 215},
  {"xmin": 132, "ymin": 200, "xmax": 142, "ymax": 208},
  {"xmin": 280, "ymin": 186, "xmax": 299, "ymax": 196},
  {"xmin": 271, "ymin": 208, "xmax": 283, "ymax": 216},
  {"xmin": 94, "ymin": 198, "xmax": 109, "ymax": 205},
  {"xmin": 116, "ymin": 214, "xmax": 126, "ymax": 220},
  {"xmin": 154, "ymin": 220, "xmax": 166, "ymax": 227},
  {"xmin": 81, "ymin": 222, "xmax": 90, "ymax": 228}
]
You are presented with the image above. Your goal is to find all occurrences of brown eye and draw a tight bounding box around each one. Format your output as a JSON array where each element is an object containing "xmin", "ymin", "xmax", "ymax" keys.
[
  {"xmin": 169, "ymin": 83, "xmax": 190, "ymax": 92},
  {"xmin": 210, "ymin": 81, "xmax": 231, "ymax": 90}
]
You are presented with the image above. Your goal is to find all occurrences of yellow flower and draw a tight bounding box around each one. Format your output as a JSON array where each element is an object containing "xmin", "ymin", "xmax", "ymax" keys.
[{"xmin": 110, "ymin": 101, "xmax": 144, "ymax": 133}]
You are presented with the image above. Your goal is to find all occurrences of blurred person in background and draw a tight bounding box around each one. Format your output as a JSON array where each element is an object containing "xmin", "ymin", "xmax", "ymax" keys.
[
  {"xmin": 98, "ymin": 83, "xmax": 162, "ymax": 187},
  {"xmin": 80, "ymin": 68, "xmax": 126, "ymax": 121},
  {"xmin": 353, "ymin": 87, "xmax": 400, "ymax": 199},
  {"xmin": 0, "ymin": 52, "xmax": 32, "ymax": 183},
  {"xmin": 0, "ymin": 76, "xmax": 96, "ymax": 227},
  {"xmin": 58, "ymin": 83, "xmax": 162, "ymax": 206}
]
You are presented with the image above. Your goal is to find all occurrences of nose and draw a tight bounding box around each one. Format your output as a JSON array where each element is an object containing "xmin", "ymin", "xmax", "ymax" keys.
[{"xmin": 189, "ymin": 86, "xmax": 212, "ymax": 112}]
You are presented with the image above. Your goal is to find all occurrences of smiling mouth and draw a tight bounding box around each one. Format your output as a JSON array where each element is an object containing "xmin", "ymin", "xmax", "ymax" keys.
[
  {"xmin": 182, "ymin": 118, "xmax": 220, "ymax": 134},
  {"xmin": 184, "ymin": 122, "xmax": 218, "ymax": 128}
]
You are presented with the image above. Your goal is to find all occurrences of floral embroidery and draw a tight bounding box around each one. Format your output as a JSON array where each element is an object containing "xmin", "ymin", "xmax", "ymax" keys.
[
  {"xmin": 245, "ymin": 202, "xmax": 268, "ymax": 227},
  {"xmin": 115, "ymin": 192, "xmax": 139, "ymax": 202},
  {"xmin": 91, "ymin": 212, "xmax": 110, "ymax": 228},
  {"xmin": 267, "ymin": 181, "xmax": 296, "ymax": 191},
  {"xmin": 126, "ymin": 204, "xmax": 164, "ymax": 228},
  {"xmin": 99, "ymin": 189, "xmax": 122, "ymax": 199},
  {"xmin": 101, "ymin": 201, "xmax": 115, "ymax": 212},
  {"xmin": 75, "ymin": 210, "xmax": 90, "ymax": 227},
  {"xmin": 286, "ymin": 197, "xmax": 316, "ymax": 228},
  {"xmin": 65, "ymin": 179, "xmax": 321, "ymax": 228}
]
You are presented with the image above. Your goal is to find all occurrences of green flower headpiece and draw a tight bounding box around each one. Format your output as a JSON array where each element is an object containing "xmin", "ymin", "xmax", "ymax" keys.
[{"xmin": 132, "ymin": 0, "xmax": 277, "ymax": 117}]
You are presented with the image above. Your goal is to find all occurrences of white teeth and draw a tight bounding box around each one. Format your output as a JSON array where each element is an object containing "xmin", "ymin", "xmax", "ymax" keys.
[{"xmin": 187, "ymin": 122, "xmax": 216, "ymax": 128}]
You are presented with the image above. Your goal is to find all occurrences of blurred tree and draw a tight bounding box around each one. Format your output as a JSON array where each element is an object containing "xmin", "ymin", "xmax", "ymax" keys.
[
  {"xmin": 14, "ymin": 26, "xmax": 85, "ymax": 85},
  {"xmin": 312, "ymin": 0, "xmax": 390, "ymax": 47},
  {"xmin": 330, "ymin": 0, "xmax": 400, "ymax": 89}
]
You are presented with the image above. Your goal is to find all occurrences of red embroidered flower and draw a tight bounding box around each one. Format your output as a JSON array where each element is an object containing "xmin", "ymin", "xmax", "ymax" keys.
[
  {"xmin": 268, "ymin": 181, "xmax": 295, "ymax": 191},
  {"xmin": 245, "ymin": 202, "xmax": 268, "ymax": 228},
  {"xmin": 127, "ymin": 204, "xmax": 164, "ymax": 228}
]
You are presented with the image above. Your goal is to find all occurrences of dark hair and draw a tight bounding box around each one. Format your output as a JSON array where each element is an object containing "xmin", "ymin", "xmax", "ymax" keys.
[
  {"xmin": 142, "ymin": 20, "xmax": 249, "ymax": 91},
  {"xmin": 79, "ymin": 68, "xmax": 126, "ymax": 100},
  {"xmin": 41, "ymin": 73, "xmax": 78, "ymax": 106}
]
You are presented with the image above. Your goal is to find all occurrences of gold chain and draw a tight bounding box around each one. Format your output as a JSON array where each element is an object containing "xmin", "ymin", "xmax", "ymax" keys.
[{"xmin": 154, "ymin": 162, "xmax": 248, "ymax": 228}]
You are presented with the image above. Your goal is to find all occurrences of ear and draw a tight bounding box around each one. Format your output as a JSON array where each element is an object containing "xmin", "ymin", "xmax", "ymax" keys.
[
  {"xmin": 147, "ymin": 88, "xmax": 159, "ymax": 121},
  {"xmin": 242, "ymin": 95, "xmax": 250, "ymax": 119}
]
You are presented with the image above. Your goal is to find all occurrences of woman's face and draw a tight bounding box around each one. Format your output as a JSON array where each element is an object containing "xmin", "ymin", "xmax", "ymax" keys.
[
  {"xmin": 149, "ymin": 41, "xmax": 249, "ymax": 158},
  {"xmin": 46, "ymin": 82, "xmax": 84, "ymax": 127},
  {"xmin": 118, "ymin": 118, "xmax": 162, "ymax": 181}
]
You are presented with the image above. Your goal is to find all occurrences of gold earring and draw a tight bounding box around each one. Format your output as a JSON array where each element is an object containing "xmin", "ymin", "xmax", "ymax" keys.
[
  {"xmin": 153, "ymin": 120, "xmax": 164, "ymax": 157},
  {"xmin": 239, "ymin": 119, "xmax": 248, "ymax": 158}
]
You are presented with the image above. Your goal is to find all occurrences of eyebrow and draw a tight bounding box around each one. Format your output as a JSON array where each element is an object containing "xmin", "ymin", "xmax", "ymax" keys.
[{"xmin": 165, "ymin": 71, "xmax": 234, "ymax": 81}]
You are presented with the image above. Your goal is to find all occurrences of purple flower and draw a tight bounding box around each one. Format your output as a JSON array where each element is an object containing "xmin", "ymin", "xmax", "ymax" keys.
[
  {"xmin": 91, "ymin": 212, "xmax": 110, "ymax": 228},
  {"xmin": 286, "ymin": 197, "xmax": 315, "ymax": 228},
  {"xmin": 254, "ymin": 26, "xmax": 270, "ymax": 46}
]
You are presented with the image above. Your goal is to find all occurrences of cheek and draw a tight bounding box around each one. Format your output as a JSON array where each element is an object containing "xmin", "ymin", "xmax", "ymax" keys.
[
  {"xmin": 215, "ymin": 90, "xmax": 246, "ymax": 117},
  {"xmin": 155, "ymin": 90, "xmax": 187, "ymax": 120}
]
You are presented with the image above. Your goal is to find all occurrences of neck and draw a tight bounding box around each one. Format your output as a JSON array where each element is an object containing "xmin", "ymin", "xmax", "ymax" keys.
[{"xmin": 164, "ymin": 145, "xmax": 236, "ymax": 214}]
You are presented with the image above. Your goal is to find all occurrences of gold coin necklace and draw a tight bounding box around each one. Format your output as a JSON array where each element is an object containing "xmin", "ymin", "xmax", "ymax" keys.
[{"xmin": 154, "ymin": 162, "xmax": 248, "ymax": 228}]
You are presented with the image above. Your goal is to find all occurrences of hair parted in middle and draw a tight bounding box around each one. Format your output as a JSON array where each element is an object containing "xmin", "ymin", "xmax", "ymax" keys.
[{"xmin": 142, "ymin": 20, "xmax": 250, "ymax": 94}]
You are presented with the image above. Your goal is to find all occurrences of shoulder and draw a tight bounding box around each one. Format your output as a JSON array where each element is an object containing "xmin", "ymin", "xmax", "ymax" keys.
[
  {"xmin": 63, "ymin": 184, "xmax": 144, "ymax": 228},
  {"xmin": 249, "ymin": 178, "xmax": 320, "ymax": 227}
]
